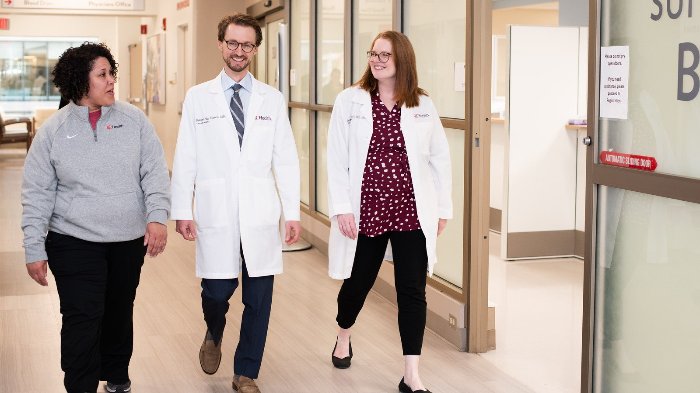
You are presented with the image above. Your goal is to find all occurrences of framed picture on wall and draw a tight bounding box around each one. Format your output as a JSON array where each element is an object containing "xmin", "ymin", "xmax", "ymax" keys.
[{"xmin": 146, "ymin": 33, "xmax": 165, "ymax": 105}]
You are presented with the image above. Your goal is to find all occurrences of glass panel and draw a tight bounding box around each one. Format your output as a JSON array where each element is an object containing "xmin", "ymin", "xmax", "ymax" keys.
[
  {"xmin": 593, "ymin": 186, "xmax": 700, "ymax": 392},
  {"xmin": 0, "ymin": 41, "xmax": 24, "ymax": 100},
  {"xmin": 291, "ymin": 108, "xmax": 310, "ymax": 206},
  {"xmin": 404, "ymin": 0, "xmax": 466, "ymax": 119},
  {"xmin": 352, "ymin": 0, "xmax": 392, "ymax": 83},
  {"xmin": 290, "ymin": 0, "xmax": 310, "ymax": 102},
  {"xmin": 316, "ymin": 0, "xmax": 344, "ymax": 105},
  {"xmin": 25, "ymin": 42, "xmax": 48, "ymax": 99},
  {"xmin": 598, "ymin": 2, "xmax": 700, "ymax": 179},
  {"xmin": 433, "ymin": 128, "xmax": 465, "ymax": 288},
  {"xmin": 316, "ymin": 111, "xmax": 331, "ymax": 216},
  {"xmin": 266, "ymin": 20, "xmax": 282, "ymax": 90}
]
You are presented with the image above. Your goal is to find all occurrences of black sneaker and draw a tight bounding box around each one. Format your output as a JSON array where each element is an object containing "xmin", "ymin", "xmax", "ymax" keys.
[{"xmin": 105, "ymin": 380, "xmax": 131, "ymax": 392}]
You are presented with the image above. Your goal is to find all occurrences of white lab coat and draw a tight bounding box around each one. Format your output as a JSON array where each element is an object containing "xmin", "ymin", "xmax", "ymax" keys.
[
  {"xmin": 171, "ymin": 70, "xmax": 300, "ymax": 278},
  {"xmin": 326, "ymin": 87, "xmax": 453, "ymax": 280}
]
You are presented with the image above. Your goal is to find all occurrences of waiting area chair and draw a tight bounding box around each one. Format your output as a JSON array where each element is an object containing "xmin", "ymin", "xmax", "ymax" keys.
[{"xmin": 0, "ymin": 112, "xmax": 33, "ymax": 151}]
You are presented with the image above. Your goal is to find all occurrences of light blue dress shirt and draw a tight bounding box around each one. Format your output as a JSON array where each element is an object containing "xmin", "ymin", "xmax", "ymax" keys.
[{"xmin": 221, "ymin": 71, "xmax": 252, "ymax": 116}]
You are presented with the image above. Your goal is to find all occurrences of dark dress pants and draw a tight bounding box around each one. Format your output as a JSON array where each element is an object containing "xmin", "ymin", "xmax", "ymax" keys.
[
  {"xmin": 46, "ymin": 231, "xmax": 145, "ymax": 393},
  {"xmin": 336, "ymin": 229, "xmax": 428, "ymax": 355},
  {"xmin": 201, "ymin": 259, "xmax": 274, "ymax": 379}
]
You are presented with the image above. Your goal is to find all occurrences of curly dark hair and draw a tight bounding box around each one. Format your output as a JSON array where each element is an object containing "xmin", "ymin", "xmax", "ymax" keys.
[{"xmin": 52, "ymin": 42, "xmax": 118, "ymax": 104}]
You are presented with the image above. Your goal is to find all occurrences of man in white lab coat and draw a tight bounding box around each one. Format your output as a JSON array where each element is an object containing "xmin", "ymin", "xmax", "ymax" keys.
[{"xmin": 170, "ymin": 14, "xmax": 301, "ymax": 393}]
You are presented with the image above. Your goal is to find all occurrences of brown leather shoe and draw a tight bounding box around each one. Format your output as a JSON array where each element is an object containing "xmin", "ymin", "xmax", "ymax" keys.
[
  {"xmin": 199, "ymin": 331, "xmax": 222, "ymax": 375},
  {"xmin": 232, "ymin": 375, "xmax": 261, "ymax": 393}
]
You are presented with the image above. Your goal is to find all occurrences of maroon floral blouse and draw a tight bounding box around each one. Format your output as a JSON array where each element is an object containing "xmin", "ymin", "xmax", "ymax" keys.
[{"xmin": 358, "ymin": 91, "xmax": 421, "ymax": 237}]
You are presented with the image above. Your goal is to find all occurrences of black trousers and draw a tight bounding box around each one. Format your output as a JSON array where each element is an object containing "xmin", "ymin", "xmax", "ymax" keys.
[
  {"xmin": 336, "ymin": 229, "xmax": 428, "ymax": 355},
  {"xmin": 46, "ymin": 231, "xmax": 145, "ymax": 393}
]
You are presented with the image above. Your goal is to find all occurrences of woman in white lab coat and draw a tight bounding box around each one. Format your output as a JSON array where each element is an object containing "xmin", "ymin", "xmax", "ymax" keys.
[{"xmin": 327, "ymin": 31, "xmax": 452, "ymax": 393}]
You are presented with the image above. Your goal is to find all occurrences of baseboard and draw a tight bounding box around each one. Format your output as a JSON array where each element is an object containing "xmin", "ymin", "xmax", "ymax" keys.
[
  {"xmin": 489, "ymin": 208, "xmax": 502, "ymax": 232},
  {"xmin": 506, "ymin": 230, "xmax": 582, "ymax": 259}
]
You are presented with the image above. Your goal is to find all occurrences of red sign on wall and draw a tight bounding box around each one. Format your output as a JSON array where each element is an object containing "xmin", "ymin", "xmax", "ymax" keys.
[
  {"xmin": 600, "ymin": 151, "xmax": 658, "ymax": 171},
  {"xmin": 0, "ymin": 18, "xmax": 9, "ymax": 30}
]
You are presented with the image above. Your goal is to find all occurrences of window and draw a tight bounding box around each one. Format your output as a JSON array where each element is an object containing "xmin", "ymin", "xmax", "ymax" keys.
[{"xmin": 0, "ymin": 38, "xmax": 89, "ymax": 103}]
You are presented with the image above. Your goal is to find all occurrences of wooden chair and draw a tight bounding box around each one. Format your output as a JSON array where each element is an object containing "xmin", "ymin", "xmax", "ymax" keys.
[{"xmin": 0, "ymin": 112, "xmax": 33, "ymax": 151}]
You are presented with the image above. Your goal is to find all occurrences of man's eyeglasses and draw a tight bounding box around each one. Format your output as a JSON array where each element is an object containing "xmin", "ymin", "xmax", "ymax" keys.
[
  {"xmin": 367, "ymin": 51, "xmax": 392, "ymax": 63},
  {"xmin": 225, "ymin": 40, "xmax": 256, "ymax": 53}
]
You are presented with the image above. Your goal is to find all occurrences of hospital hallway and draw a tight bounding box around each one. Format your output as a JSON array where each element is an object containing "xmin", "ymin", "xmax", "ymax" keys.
[{"xmin": 0, "ymin": 146, "xmax": 533, "ymax": 393}]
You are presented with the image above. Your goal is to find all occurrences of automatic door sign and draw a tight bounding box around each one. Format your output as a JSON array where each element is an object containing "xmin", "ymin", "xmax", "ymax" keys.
[{"xmin": 600, "ymin": 151, "xmax": 657, "ymax": 172}]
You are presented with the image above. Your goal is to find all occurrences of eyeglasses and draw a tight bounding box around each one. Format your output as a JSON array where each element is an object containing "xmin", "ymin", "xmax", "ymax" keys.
[
  {"xmin": 225, "ymin": 40, "xmax": 256, "ymax": 53},
  {"xmin": 367, "ymin": 51, "xmax": 392, "ymax": 63}
]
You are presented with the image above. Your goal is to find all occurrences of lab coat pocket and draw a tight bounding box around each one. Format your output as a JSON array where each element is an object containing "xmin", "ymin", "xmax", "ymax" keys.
[{"xmin": 194, "ymin": 178, "xmax": 229, "ymax": 228}]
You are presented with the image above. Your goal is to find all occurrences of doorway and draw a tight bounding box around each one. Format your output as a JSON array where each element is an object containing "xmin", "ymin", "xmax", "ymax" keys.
[{"xmin": 480, "ymin": 2, "xmax": 587, "ymax": 393}]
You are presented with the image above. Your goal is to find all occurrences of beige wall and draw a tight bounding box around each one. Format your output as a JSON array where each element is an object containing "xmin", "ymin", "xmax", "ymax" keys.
[{"xmin": 492, "ymin": 8, "xmax": 558, "ymax": 36}]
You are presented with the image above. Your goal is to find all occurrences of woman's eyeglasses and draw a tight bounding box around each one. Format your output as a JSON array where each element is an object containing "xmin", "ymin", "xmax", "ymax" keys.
[{"xmin": 367, "ymin": 51, "xmax": 392, "ymax": 63}]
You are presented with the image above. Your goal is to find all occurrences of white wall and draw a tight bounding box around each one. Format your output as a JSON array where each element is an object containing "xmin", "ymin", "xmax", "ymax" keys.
[{"xmin": 503, "ymin": 26, "xmax": 582, "ymax": 253}]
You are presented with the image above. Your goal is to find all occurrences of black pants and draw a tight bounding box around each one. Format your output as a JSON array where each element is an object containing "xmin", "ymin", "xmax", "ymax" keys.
[
  {"xmin": 336, "ymin": 229, "xmax": 428, "ymax": 355},
  {"xmin": 46, "ymin": 231, "xmax": 145, "ymax": 393}
]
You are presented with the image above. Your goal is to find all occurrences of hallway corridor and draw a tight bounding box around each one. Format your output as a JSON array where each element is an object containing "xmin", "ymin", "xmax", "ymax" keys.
[{"xmin": 0, "ymin": 147, "xmax": 532, "ymax": 393}]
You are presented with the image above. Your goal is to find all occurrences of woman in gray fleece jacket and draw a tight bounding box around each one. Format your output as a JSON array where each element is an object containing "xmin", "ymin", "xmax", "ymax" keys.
[{"xmin": 21, "ymin": 42, "xmax": 171, "ymax": 393}]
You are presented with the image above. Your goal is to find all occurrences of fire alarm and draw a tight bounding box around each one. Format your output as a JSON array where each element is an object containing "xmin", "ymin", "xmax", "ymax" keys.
[
  {"xmin": 140, "ymin": 24, "xmax": 147, "ymax": 34},
  {"xmin": 162, "ymin": 17, "xmax": 167, "ymax": 31}
]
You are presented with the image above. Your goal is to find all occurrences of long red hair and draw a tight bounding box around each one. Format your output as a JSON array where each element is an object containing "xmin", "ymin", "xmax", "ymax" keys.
[{"xmin": 355, "ymin": 31, "xmax": 427, "ymax": 108}]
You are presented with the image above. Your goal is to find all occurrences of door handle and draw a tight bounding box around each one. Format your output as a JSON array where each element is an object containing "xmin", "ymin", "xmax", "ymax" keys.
[{"xmin": 582, "ymin": 136, "xmax": 592, "ymax": 146}]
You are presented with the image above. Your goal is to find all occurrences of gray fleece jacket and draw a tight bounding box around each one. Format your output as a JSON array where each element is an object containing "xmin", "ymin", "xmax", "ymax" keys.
[{"xmin": 21, "ymin": 101, "xmax": 171, "ymax": 263}]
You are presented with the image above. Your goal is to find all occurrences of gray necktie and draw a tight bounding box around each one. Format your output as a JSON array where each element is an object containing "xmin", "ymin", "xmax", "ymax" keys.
[{"xmin": 229, "ymin": 84, "xmax": 245, "ymax": 146}]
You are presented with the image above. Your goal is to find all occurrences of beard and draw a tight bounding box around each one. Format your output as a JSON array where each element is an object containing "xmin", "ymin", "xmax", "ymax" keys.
[{"xmin": 225, "ymin": 55, "xmax": 251, "ymax": 73}]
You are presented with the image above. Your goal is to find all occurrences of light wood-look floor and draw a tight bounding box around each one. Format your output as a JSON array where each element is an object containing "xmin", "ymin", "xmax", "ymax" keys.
[{"xmin": 0, "ymin": 147, "xmax": 533, "ymax": 393}]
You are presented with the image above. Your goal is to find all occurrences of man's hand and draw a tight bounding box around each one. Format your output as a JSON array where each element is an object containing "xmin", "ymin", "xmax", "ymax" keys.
[
  {"xmin": 144, "ymin": 222, "xmax": 168, "ymax": 257},
  {"xmin": 285, "ymin": 220, "xmax": 301, "ymax": 245},
  {"xmin": 26, "ymin": 260, "xmax": 48, "ymax": 286},
  {"xmin": 175, "ymin": 220, "xmax": 197, "ymax": 241}
]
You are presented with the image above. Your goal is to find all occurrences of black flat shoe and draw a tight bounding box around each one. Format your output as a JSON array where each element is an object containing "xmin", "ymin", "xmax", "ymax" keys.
[
  {"xmin": 399, "ymin": 377, "xmax": 432, "ymax": 393},
  {"xmin": 331, "ymin": 337, "xmax": 353, "ymax": 369}
]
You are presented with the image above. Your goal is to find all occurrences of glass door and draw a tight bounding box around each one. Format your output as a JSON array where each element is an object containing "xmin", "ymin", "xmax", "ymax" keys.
[{"xmin": 583, "ymin": 1, "xmax": 700, "ymax": 392}]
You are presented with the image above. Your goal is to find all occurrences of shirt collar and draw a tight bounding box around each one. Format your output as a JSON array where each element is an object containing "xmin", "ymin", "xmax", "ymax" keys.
[{"xmin": 221, "ymin": 71, "xmax": 252, "ymax": 93}]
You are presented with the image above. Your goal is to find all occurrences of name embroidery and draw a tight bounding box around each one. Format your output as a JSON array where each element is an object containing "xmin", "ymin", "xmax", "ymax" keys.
[
  {"xmin": 106, "ymin": 124, "xmax": 123, "ymax": 130},
  {"xmin": 255, "ymin": 115, "xmax": 272, "ymax": 121},
  {"xmin": 195, "ymin": 114, "xmax": 226, "ymax": 125}
]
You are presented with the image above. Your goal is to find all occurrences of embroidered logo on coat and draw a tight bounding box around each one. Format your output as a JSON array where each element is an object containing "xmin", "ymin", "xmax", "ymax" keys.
[
  {"xmin": 106, "ymin": 124, "xmax": 123, "ymax": 130},
  {"xmin": 255, "ymin": 115, "xmax": 272, "ymax": 121}
]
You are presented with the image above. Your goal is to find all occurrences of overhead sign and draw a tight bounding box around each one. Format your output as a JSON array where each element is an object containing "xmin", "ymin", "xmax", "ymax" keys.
[
  {"xmin": 1, "ymin": 0, "xmax": 144, "ymax": 11},
  {"xmin": 600, "ymin": 151, "xmax": 657, "ymax": 172}
]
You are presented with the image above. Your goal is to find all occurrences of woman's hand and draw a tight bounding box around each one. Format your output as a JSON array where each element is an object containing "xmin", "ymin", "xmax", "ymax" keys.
[
  {"xmin": 336, "ymin": 213, "xmax": 357, "ymax": 240},
  {"xmin": 144, "ymin": 222, "xmax": 167, "ymax": 257},
  {"xmin": 26, "ymin": 260, "xmax": 48, "ymax": 286},
  {"xmin": 437, "ymin": 219, "xmax": 447, "ymax": 236}
]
